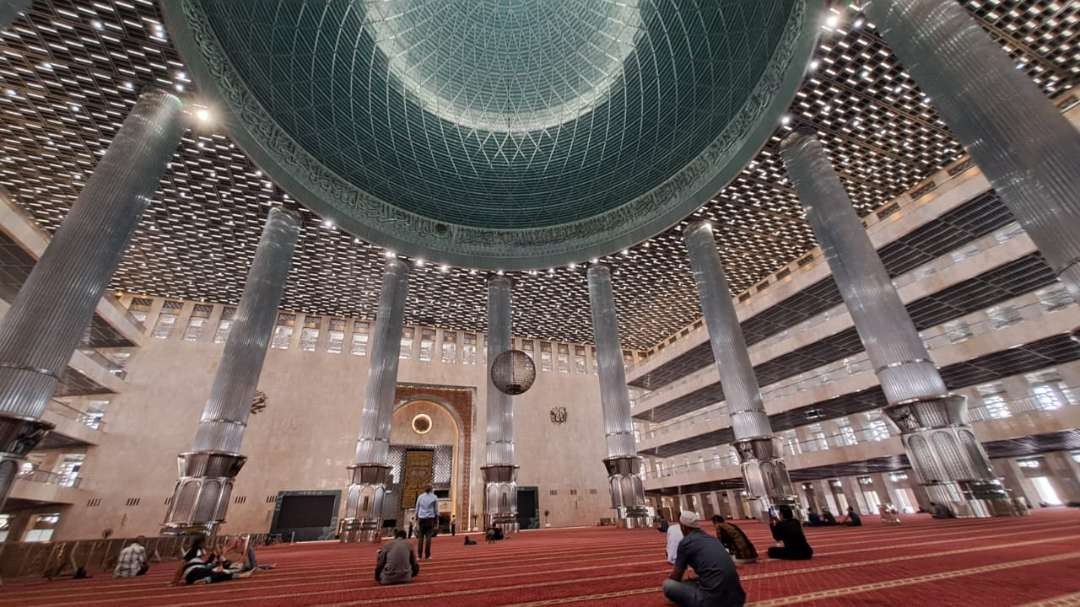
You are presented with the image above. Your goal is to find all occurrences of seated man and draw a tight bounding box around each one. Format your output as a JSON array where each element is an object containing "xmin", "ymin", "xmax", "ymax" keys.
[
  {"xmin": 114, "ymin": 536, "xmax": 149, "ymax": 578},
  {"xmin": 767, "ymin": 506, "xmax": 813, "ymax": 560},
  {"xmin": 375, "ymin": 530, "xmax": 420, "ymax": 585},
  {"xmin": 662, "ymin": 511, "xmax": 746, "ymax": 607},
  {"xmin": 665, "ymin": 513, "xmax": 685, "ymax": 564},
  {"xmin": 821, "ymin": 510, "xmax": 837, "ymax": 525},
  {"xmin": 842, "ymin": 506, "xmax": 862, "ymax": 527},
  {"xmin": 806, "ymin": 510, "xmax": 822, "ymax": 527},
  {"xmin": 931, "ymin": 502, "xmax": 956, "ymax": 519},
  {"xmin": 711, "ymin": 515, "xmax": 757, "ymax": 564}
]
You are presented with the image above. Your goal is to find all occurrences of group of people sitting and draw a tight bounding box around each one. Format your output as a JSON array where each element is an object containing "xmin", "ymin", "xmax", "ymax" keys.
[
  {"xmin": 806, "ymin": 506, "xmax": 864, "ymax": 527},
  {"xmin": 112, "ymin": 534, "xmax": 274, "ymax": 585},
  {"xmin": 659, "ymin": 505, "xmax": 816, "ymax": 606}
]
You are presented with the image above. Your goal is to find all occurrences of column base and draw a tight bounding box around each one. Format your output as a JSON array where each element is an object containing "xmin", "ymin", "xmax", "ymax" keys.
[
  {"xmin": 161, "ymin": 451, "xmax": 246, "ymax": 536},
  {"xmin": 340, "ymin": 463, "xmax": 391, "ymax": 543},
  {"xmin": 733, "ymin": 437, "xmax": 797, "ymax": 522},
  {"xmin": 886, "ymin": 395, "xmax": 1021, "ymax": 518},
  {"xmin": 0, "ymin": 414, "xmax": 54, "ymax": 508},
  {"xmin": 482, "ymin": 465, "xmax": 519, "ymax": 533},
  {"xmin": 603, "ymin": 456, "xmax": 653, "ymax": 528}
]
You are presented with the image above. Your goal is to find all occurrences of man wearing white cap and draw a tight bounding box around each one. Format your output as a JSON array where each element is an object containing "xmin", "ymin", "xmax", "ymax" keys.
[{"xmin": 662, "ymin": 511, "xmax": 746, "ymax": 607}]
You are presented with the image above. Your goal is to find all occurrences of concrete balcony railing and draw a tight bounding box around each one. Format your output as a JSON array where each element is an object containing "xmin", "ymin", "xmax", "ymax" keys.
[
  {"xmin": 629, "ymin": 91, "xmax": 1080, "ymax": 384},
  {"xmin": 644, "ymin": 392, "xmax": 1080, "ymax": 491},
  {"xmin": 637, "ymin": 290, "xmax": 1076, "ymax": 452},
  {"xmin": 8, "ymin": 471, "xmax": 88, "ymax": 506},
  {"xmin": 633, "ymin": 220, "xmax": 1037, "ymax": 416}
]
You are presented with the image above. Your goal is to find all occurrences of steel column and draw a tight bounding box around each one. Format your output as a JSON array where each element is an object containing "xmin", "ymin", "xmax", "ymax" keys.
[
  {"xmin": 162, "ymin": 207, "xmax": 301, "ymax": 534},
  {"xmin": 781, "ymin": 129, "xmax": 1018, "ymax": 517},
  {"xmin": 340, "ymin": 258, "xmax": 409, "ymax": 542},
  {"xmin": 0, "ymin": 90, "xmax": 184, "ymax": 510},
  {"xmin": 685, "ymin": 221, "xmax": 796, "ymax": 520},
  {"xmin": 482, "ymin": 276, "xmax": 518, "ymax": 533},
  {"xmin": 864, "ymin": 0, "xmax": 1080, "ymax": 300},
  {"xmin": 587, "ymin": 264, "xmax": 650, "ymax": 527}
]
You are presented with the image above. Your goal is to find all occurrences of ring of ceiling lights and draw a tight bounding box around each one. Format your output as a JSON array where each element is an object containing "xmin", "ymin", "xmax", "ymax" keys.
[{"xmin": 165, "ymin": 0, "xmax": 821, "ymax": 270}]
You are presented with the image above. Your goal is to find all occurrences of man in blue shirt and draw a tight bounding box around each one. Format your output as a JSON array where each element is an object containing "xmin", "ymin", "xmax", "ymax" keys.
[
  {"xmin": 662, "ymin": 511, "xmax": 746, "ymax": 607},
  {"xmin": 414, "ymin": 484, "xmax": 438, "ymax": 560}
]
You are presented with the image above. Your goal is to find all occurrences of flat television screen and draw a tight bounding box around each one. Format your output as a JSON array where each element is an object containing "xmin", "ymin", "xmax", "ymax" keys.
[{"xmin": 274, "ymin": 494, "xmax": 336, "ymax": 530}]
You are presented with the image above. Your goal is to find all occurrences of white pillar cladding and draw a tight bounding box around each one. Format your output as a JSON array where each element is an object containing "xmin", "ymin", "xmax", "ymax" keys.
[
  {"xmin": 685, "ymin": 221, "xmax": 796, "ymax": 520},
  {"xmin": 0, "ymin": 90, "xmax": 184, "ymax": 511},
  {"xmin": 586, "ymin": 264, "xmax": 650, "ymax": 527},
  {"xmin": 864, "ymin": 0, "xmax": 1080, "ymax": 300},
  {"xmin": 483, "ymin": 276, "xmax": 518, "ymax": 533},
  {"xmin": 340, "ymin": 258, "xmax": 409, "ymax": 542},
  {"xmin": 0, "ymin": 0, "xmax": 31, "ymax": 31},
  {"xmin": 780, "ymin": 129, "xmax": 1017, "ymax": 518},
  {"xmin": 162, "ymin": 208, "xmax": 301, "ymax": 535}
]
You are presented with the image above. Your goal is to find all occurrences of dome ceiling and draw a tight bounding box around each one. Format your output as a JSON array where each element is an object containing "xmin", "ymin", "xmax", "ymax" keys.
[{"xmin": 165, "ymin": 0, "xmax": 821, "ymax": 269}]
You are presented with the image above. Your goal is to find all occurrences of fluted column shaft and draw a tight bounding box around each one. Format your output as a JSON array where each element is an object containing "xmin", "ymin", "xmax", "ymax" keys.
[
  {"xmin": 484, "ymin": 277, "xmax": 514, "ymax": 467},
  {"xmin": 162, "ymin": 208, "xmax": 300, "ymax": 534},
  {"xmin": 685, "ymin": 222, "xmax": 795, "ymax": 516},
  {"xmin": 191, "ymin": 208, "xmax": 300, "ymax": 453},
  {"xmin": 0, "ymin": 91, "xmax": 184, "ymax": 510},
  {"xmin": 587, "ymin": 265, "xmax": 637, "ymax": 460},
  {"xmin": 483, "ymin": 277, "xmax": 517, "ymax": 532},
  {"xmin": 587, "ymin": 264, "xmax": 649, "ymax": 527},
  {"xmin": 341, "ymin": 258, "xmax": 408, "ymax": 542},
  {"xmin": 781, "ymin": 130, "xmax": 1016, "ymax": 517},
  {"xmin": 781, "ymin": 131, "xmax": 946, "ymax": 406},
  {"xmin": 865, "ymin": 0, "xmax": 1080, "ymax": 297}
]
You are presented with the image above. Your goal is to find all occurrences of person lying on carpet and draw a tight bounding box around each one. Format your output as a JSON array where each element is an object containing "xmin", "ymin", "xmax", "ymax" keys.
[
  {"xmin": 711, "ymin": 515, "xmax": 757, "ymax": 565},
  {"xmin": 767, "ymin": 506, "xmax": 813, "ymax": 561},
  {"xmin": 170, "ymin": 535, "xmax": 254, "ymax": 586},
  {"xmin": 375, "ymin": 529, "xmax": 420, "ymax": 585},
  {"xmin": 662, "ymin": 511, "xmax": 746, "ymax": 607}
]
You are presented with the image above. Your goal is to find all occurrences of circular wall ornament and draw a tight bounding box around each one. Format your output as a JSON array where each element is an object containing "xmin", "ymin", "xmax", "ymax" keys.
[
  {"xmin": 549, "ymin": 406, "xmax": 568, "ymax": 425},
  {"xmin": 163, "ymin": 0, "xmax": 822, "ymax": 269},
  {"xmin": 411, "ymin": 413, "xmax": 433, "ymax": 435},
  {"xmin": 491, "ymin": 350, "xmax": 537, "ymax": 395}
]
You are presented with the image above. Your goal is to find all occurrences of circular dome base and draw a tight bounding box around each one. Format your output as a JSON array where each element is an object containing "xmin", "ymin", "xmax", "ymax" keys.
[{"xmin": 165, "ymin": 0, "xmax": 822, "ymax": 269}]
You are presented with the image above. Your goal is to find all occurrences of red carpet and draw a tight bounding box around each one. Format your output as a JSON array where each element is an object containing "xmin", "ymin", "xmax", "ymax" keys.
[{"xmin": 3, "ymin": 509, "xmax": 1079, "ymax": 606}]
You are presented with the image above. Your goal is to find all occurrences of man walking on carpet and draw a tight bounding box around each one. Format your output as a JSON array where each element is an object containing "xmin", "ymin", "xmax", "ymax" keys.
[
  {"xmin": 662, "ymin": 511, "xmax": 746, "ymax": 607},
  {"xmin": 415, "ymin": 484, "xmax": 439, "ymax": 560}
]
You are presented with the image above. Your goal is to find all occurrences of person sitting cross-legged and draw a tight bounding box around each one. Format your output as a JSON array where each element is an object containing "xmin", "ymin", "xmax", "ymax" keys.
[
  {"xmin": 661, "ymin": 511, "xmax": 746, "ymax": 607},
  {"xmin": 767, "ymin": 506, "xmax": 814, "ymax": 561},
  {"xmin": 841, "ymin": 506, "xmax": 862, "ymax": 527},
  {"xmin": 375, "ymin": 529, "xmax": 420, "ymax": 585},
  {"xmin": 711, "ymin": 515, "xmax": 758, "ymax": 565},
  {"xmin": 114, "ymin": 536, "xmax": 149, "ymax": 578}
]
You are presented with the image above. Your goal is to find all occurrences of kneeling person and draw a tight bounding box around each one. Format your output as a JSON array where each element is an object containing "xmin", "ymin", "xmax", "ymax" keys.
[
  {"xmin": 662, "ymin": 511, "xmax": 746, "ymax": 607},
  {"xmin": 376, "ymin": 530, "xmax": 420, "ymax": 585}
]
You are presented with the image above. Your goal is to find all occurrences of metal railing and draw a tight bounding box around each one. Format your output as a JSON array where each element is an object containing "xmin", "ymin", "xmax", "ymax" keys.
[
  {"xmin": 0, "ymin": 532, "xmax": 289, "ymax": 580},
  {"xmin": 638, "ymin": 290, "xmax": 1072, "ymax": 443},
  {"xmin": 45, "ymin": 399, "xmax": 105, "ymax": 431},
  {"xmin": 646, "ymin": 386, "xmax": 1080, "ymax": 481},
  {"xmin": 15, "ymin": 469, "xmax": 82, "ymax": 488},
  {"xmin": 636, "ymin": 221, "xmax": 1030, "ymax": 409}
]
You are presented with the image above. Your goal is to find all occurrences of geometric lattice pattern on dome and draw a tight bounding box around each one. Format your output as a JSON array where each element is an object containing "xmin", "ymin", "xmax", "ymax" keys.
[
  {"xmin": 167, "ymin": 0, "xmax": 819, "ymax": 267},
  {"xmin": 0, "ymin": 1, "xmax": 1074, "ymax": 350}
]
